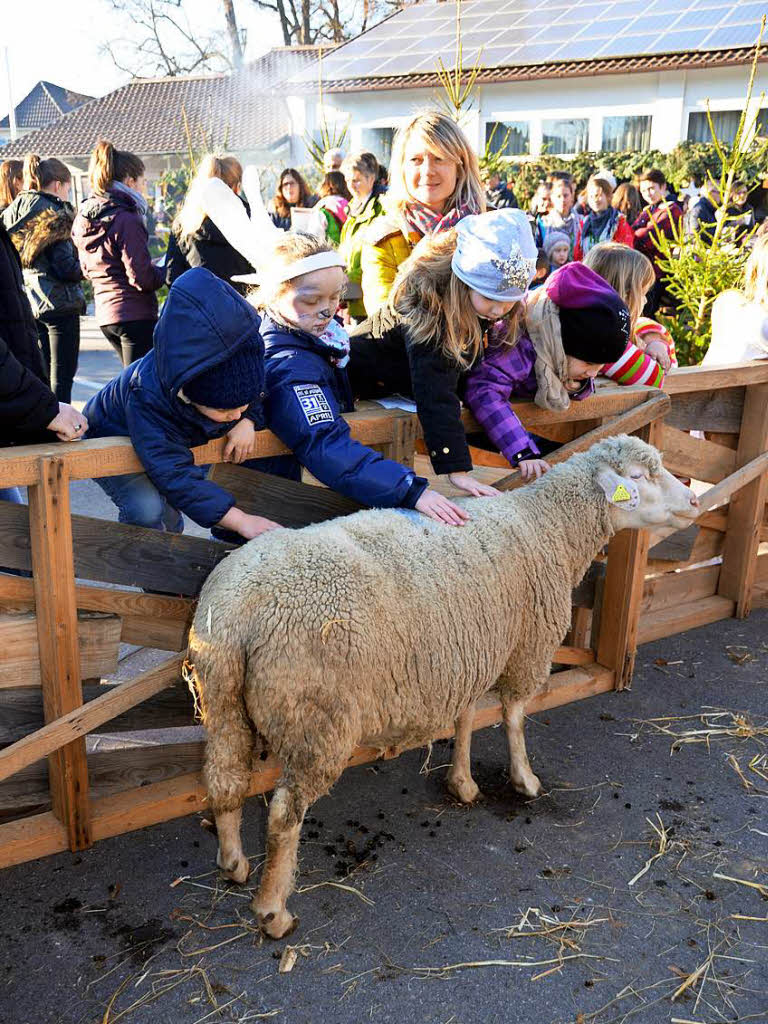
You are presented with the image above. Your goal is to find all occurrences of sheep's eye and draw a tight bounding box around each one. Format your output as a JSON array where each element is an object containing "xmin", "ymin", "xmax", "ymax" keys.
[{"xmin": 629, "ymin": 471, "xmax": 645, "ymax": 480}]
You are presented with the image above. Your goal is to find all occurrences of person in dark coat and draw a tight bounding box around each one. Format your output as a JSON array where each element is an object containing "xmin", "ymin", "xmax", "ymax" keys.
[
  {"xmin": 165, "ymin": 154, "xmax": 254, "ymax": 293},
  {"xmin": 633, "ymin": 168, "xmax": 683, "ymax": 314},
  {"xmin": 484, "ymin": 170, "xmax": 518, "ymax": 210},
  {"xmin": 0, "ymin": 220, "xmax": 88, "ymax": 501},
  {"xmin": 686, "ymin": 178, "xmax": 720, "ymax": 244},
  {"xmin": 72, "ymin": 140, "xmax": 164, "ymax": 367},
  {"xmin": 267, "ymin": 168, "xmax": 316, "ymax": 231},
  {"xmin": 83, "ymin": 267, "xmax": 280, "ymax": 539},
  {"xmin": 2, "ymin": 154, "xmax": 85, "ymax": 403}
]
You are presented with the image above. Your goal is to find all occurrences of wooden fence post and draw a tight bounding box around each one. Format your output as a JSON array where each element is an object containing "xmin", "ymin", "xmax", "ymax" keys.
[
  {"xmin": 388, "ymin": 412, "xmax": 418, "ymax": 467},
  {"xmin": 717, "ymin": 381, "xmax": 768, "ymax": 618},
  {"xmin": 27, "ymin": 456, "xmax": 91, "ymax": 851},
  {"xmin": 596, "ymin": 420, "xmax": 662, "ymax": 690}
]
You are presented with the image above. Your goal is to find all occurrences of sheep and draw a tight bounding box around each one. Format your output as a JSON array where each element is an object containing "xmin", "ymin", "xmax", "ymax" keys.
[{"xmin": 188, "ymin": 435, "xmax": 699, "ymax": 938}]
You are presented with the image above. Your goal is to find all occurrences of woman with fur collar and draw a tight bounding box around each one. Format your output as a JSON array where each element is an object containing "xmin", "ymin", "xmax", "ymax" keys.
[{"xmin": 2, "ymin": 153, "xmax": 84, "ymax": 403}]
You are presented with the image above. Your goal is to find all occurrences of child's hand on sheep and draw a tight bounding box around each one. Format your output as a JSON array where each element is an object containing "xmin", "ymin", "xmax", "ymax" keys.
[
  {"xmin": 224, "ymin": 417, "xmax": 257, "ymax": 463},
  {"xmin": 218, "ymin": 506, "xmax": 283, "ymax": 539},
  {"xmin": 641, "ymin": 336, "xmax": 672, "ymax": 371},
  {"xmin": 518, "ymin": 458, "xmax": 551, "ymax": 481},
  {"xmin": 447, "ymin": 472, "xmax": 500, "ymax": 498},
  {"xmin": 415, "ymin": 488, "xmax": 471, "ymax": 527}
]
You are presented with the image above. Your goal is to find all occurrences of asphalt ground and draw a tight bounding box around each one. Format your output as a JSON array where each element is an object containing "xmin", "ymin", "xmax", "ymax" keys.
[{"xmin": 1, "ymin": 612, "xmax": 766, "ymax": 1024}]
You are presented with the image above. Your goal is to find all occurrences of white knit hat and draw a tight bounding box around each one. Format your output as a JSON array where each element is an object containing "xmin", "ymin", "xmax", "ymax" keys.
[{"xmin": 451, "ymin": 208, "xmax": 537, "ymax": 301}]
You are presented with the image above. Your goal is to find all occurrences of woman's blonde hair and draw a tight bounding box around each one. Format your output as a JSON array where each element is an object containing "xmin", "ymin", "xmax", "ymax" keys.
[
  {"xmin": 251, "ymin": 231, "xmax": 340, "ymax": 308},
  {"xmin": 391, "ymin": 230, "xmax": 521, "ymax": 369},
  {"xmin": 583, "ymin": 241, "xmax": 655, "ymax": 327},
  {"xmin": 174, "ymin": 153, "xmax": 243, "ymax": 238},
  {"xmin": 88, "ymin": 139, "xmax": 144, "ymax": 193},
  {"xmin": 386, "ymin": 111, "xmax": 486, "ymax": 219},
  {"xmin": 22, "ymin": 153, "xmax": 71, "ymax": 191},
  {"xmin": 743, "ymin": 233, "xmax": 768, "ymax": 306}
]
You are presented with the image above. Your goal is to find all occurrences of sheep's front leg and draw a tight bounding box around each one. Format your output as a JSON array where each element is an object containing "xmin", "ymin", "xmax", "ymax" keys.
[
  {"xmin": 501, "ymin": 697, "xmax": 542, "ymax": 798},
  {"xmin": 446, "ymin": 704, "xmax": 482, "ymax": 803},
  {"xmin": 215, "ymin": 807, "xmax": 250, "ymax": 884}
]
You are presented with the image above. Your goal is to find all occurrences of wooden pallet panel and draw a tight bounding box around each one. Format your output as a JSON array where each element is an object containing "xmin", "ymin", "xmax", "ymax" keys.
[
  {"xmin": 0, "ymin": 502, "xmax": 231, "ymax": 596},
  {"xmin": 660, "ymin": 425, "xmax": 737, "ymax": 483},
  {"xmin": 665, "ymin": 387, "xmax": 745, "ymax": 433},
  {"xmin": 638, "ymin": 595, "xmax": 735, "ymax": 645},
  {"xmin": 641, "ymin": 563, "xmax": 721, "ymax": 616},
  {"xmin": 0, "ymin": 612, "xmax": 121, "ymax": 688}
]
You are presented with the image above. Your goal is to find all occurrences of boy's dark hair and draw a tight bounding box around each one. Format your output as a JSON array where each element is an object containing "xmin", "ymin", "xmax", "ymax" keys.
[
  {"xmin": 640, "ymin": 168, "xmax": 667, "ymax": 187},
  {"xmin": 548, "ymin": 170, "xmax": 574, "ymax": 188}
]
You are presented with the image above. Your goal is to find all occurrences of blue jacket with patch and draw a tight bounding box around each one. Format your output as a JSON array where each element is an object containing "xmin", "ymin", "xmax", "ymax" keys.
[
  {"xmin": 262, "ymin": 315, "xmax": 427, "ymax": 509},
  {"xmin": 84, "ymin": 267, "xmax": 266, "ymax": 528}
]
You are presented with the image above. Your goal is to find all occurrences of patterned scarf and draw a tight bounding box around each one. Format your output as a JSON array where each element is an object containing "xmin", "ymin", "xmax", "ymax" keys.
[
  {"xmin": 267, "ymin": 308, "xmax": 351, "ymax": 368},
  {"xmin": 403, "ymin": 200, "xmax": 472, "ymax": 238},
  {"xmin": 580, "ymin": 207, "xmax": 619, "ymax": 256}
]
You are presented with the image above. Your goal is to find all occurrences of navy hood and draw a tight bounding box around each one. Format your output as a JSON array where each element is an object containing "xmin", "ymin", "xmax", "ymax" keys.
[{"xmin": 153, "ymin": 267, "xmax": 263, "ymax": 399}]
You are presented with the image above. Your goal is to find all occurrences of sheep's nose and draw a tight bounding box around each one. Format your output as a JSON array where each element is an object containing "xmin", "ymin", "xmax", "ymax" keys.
[{"xmin": 690, "ymin": 494, "xmax": 700, "ymax": 508}]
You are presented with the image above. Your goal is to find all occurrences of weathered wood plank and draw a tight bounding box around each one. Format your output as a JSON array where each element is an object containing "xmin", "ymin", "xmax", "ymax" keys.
[
  {"xmin": 664, "ymin": 361, "xmax": 768, "ymax": 393},
  {"xmin": 646, "ymin": 525, "xmax": 725, "ymax": 575},
  {"xmin": 0, "ymin": 612, "xmax": 121, "ymax": 688},
  {"xmin": 208, "ymin": 464, "xmax": 363, "ymax": 528},
  {"xmin": 0, "ymin": 575, "xmax": 193, "ymax": 649},
  {"xmin": 0, "ymin": 502, "xmax": 232, "ymax": 595},
  {"xmin": 638, "ymin": 595, "xmax": 735, "ymax": 645},
  {"xmin": 0, "ymin": 679, "xmax": 196, "ymax": 746},
  {"xmin": 660, "ymin": 425, "xmax": 737, "ymax": 483},
  {"xmin": 0, "ymin": 655, "xmax": 184, "ymax": 784},
  {"xmin": 641, "ymin": 563, "xmax": 721, "ymax": 615},
  {"xmin": 665, "ymin": 387, "xmax": 745, "ymax": 433},
  {"xmin": 718, "ymin": 382, "xmax": 768, "ymax": 617},
  {"xmin": 28, "ymin": 458, "xmax": 91, "ymax": 850}
]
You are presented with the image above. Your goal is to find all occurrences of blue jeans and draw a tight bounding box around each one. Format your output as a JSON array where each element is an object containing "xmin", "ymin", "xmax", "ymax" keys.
[{"xmin": 95, "ymin": 472, "xmax": 184, "ymax": 533}]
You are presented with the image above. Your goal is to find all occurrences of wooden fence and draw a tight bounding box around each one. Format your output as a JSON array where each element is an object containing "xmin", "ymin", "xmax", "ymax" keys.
[{"xmin": 0, "ymin": 360, "xmax": 767, "ymax": 870}]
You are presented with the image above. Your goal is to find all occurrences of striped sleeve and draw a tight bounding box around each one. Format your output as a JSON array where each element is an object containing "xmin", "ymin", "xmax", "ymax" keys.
[
  {"xmin": 601, "ymin": 342, "xmax": 665, "ymax": 388},
  {"xmin": 634, "ymin": 317, "xmax": 678, "ymax": 368}
]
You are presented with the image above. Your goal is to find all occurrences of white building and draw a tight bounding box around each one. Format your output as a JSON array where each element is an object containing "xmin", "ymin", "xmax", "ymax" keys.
[{"xmin": 289, "ymin": 0, "xmax": 767, "ymax": 166}]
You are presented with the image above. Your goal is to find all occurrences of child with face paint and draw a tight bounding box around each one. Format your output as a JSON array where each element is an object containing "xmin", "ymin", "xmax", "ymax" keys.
[{"xmin": 245, "ymin": 231, "xmax": 471, "ymax": 526}]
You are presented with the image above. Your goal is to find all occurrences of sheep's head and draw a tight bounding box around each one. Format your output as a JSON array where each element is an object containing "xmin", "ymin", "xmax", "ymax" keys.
[{"xmin": 590, "ymin": 435, "xmax": 700, "ymax": 531}]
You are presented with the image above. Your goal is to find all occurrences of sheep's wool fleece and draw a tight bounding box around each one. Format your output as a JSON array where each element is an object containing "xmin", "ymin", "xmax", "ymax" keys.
[{"xmin": 190, "ymin": 438, "xmax": 657, "ymax": 775}]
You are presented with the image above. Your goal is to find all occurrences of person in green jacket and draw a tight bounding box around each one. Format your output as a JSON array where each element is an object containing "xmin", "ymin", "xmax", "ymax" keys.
[{"xmin": 338, "ymin": 151, "xmax": 385, "ymax": 322}]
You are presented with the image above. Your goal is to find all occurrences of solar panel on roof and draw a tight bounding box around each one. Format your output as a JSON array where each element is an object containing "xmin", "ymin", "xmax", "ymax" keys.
[{"xmin": 288, "ymin": 0, "xmax": 765, "ymax": 84}]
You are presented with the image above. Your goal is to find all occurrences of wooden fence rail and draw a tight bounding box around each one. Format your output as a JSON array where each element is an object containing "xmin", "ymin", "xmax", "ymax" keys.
[{"xmin": 0, "ymin": 362, "xmax": 767, "ymax": 869}]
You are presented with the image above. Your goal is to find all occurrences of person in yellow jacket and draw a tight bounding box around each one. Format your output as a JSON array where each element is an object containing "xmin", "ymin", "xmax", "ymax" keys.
[
  {"xmin": 338, "ymin": 151, "xmax": 385, "ymax": 323},
  {"xmin": 360, "ymin": 111, "xmax": 485, "ymax": 314}
]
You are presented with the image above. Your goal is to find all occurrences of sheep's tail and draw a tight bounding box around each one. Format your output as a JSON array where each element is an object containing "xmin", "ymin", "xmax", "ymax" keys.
[{"xmin": 188, "ymin": 626, "xmax": 254, "ymax": 813}]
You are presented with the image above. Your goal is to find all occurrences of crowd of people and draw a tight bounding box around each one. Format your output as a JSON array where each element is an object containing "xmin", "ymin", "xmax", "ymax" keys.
[{"xmin": 1, "ymin": 109, "xmax": 767, "ymax": 536}]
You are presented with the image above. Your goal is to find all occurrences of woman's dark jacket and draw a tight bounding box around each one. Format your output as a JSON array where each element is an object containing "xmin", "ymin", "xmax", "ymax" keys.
[
  {"xmin": 2, "ymin": 190, "xmax": 84, "ymax": 319},
  {"xmin": 72, "ymin": 187, "xmax": 164, "ymax": 327},
  {"xmin": 349, "ymin": 306, "xmax": 476, "ymax": 475},
  {"xmin": 262, "ymin": 314, "xmax": 427, "ymax": 508},
  {"xmin": 0, "ymin": 221, "xmax": 59, "ymax": 444},
  {"xmin": 165, "ymin": 199, "xmax": 253, "ymax": 294}
]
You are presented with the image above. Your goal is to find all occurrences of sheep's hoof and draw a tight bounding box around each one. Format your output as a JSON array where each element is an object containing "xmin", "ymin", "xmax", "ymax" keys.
[
  {"xmin": 217, "ymin": 852, "xmax": 251, "ymax": 885},
  {"xmin": 511, "ymin": 773, "xmax": 543, "ymax": 798},
  {"xmin": 446, "ymin": 775, "xmax": 482, "ymax": 804},
  {"xmin": 253, "ymin": 905, "xmax": 299, "ymax": 940}
]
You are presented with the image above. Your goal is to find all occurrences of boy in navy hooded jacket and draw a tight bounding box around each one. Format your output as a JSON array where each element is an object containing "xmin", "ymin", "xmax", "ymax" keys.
[{"xmin": 84, "ymin": 267, "xmax": 281, "ymax": 541}]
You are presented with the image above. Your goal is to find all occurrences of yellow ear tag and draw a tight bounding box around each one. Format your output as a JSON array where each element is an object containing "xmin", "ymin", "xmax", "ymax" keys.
[{"xmin": 611, "ymin": 483, "xmax": 632, "ymax": 503}]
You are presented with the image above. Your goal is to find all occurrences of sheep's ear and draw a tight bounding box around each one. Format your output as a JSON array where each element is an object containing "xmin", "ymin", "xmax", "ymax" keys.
[{"xmin": 595, "ymin": 467, "xmax": 640, "ymax": 509}]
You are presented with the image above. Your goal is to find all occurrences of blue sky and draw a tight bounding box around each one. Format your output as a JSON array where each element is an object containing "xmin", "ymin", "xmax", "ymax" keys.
[{"xmin": 1, "ymin": 0, "xmax": 283, "ymax": 115}]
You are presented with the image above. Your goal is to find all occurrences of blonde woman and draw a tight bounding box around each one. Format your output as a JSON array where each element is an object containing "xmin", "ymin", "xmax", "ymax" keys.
[
  {"xmin": 360, "ymin": 111, "xmax": 485, "ymax": 314},
  {"xmin": 705, "ymin": 234, "xmax": 768, "ymax": 365},
  {"xmin": 166, "ymin": 154, "xmax": 254, "ymax": 293}
]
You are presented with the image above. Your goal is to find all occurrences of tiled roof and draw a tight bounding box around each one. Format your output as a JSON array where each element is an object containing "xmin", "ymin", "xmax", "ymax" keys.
[
  {"xmin": 316, "ymin": 45, "xmax": 760, "ymax": 93},
  {"xmin": 0, "ymin": 47, "xmax": 326, "ymax": 160},
  {"xmin": 0, "ymin": 81, "xmax": 93, "ymax": 131}
]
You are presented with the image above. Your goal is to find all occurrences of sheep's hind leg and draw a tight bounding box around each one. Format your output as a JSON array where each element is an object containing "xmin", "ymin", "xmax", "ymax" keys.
[
  {"xmin": 215, "ymin": 807, "xmax": 250, "ymax": 884},
  {"xmin": 446, "ymin": 704, "xmax": 482, "ymax": 803},
  {"xmin": 501, "ymin": 696, "xmax": 542, "ymax": 798}
]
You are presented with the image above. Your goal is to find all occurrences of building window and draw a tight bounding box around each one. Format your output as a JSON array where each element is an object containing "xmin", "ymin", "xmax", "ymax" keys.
[
  {"xmin": 687, "ymin": 110, "xmax": 741, "ymax": 145},
  {"xmin": 485, "ymin": 120, "xmax": 530, "ymax": 157},
  {"xmin": 542, "ymin": 118, "xmax": 589, "ymax": 155},
  {"xmin": 602, "ymin": 115, "xmax": 652, "ymax": 152},
  {"xmin": 361, "ymin": 127, "xmax": 394, "ymax": 166}
]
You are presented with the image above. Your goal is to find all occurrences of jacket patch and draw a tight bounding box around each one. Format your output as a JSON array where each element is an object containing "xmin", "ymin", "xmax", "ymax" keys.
[{"xmin": 293, "ymin": 384, "xmax": 333, "ymax": 426}]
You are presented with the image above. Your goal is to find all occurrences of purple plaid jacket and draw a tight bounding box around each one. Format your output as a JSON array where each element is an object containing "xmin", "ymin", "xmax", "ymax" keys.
[{"xmin": 464, "ymin": 333, "xmax": 593, "ymax": 466}]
